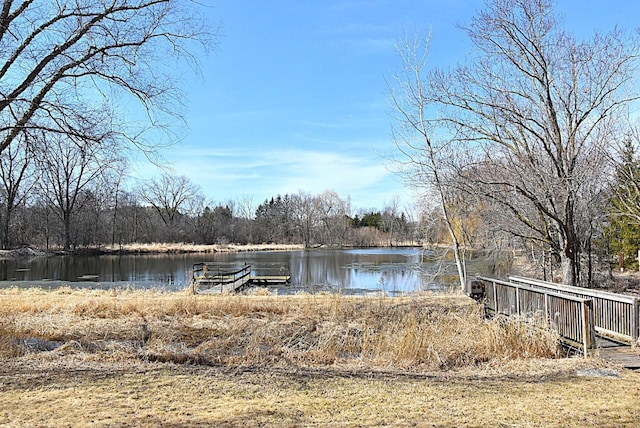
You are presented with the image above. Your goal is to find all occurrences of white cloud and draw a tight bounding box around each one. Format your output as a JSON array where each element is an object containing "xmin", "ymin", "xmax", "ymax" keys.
[
  {"xmin": 269, "ymin": 149, "xmax": 390, "ymax": 193},
  {"xmin": 149, "ymin": 145, "xmax": 407, "ymax": 209}
]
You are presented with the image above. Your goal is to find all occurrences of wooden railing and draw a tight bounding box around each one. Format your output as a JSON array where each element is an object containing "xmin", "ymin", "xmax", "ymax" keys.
[
  {"xmin": 477, "ymin": 276, "xmax": 596, "ymax": 356},
  {"xmin": 192, "ymin": 263, "xmax": 251, "ymax": 293},
  {"xmin": 509, "ymin": 276, "xmax": 640, "ymax": 344}
]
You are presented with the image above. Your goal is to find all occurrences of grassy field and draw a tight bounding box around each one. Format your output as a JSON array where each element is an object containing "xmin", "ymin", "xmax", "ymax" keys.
[{"xmin": 1, "ymin": 288, "xmax": 639, "ymax": 427}]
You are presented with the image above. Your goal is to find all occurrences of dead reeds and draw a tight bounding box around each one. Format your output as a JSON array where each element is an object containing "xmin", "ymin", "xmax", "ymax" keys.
[
  {"xmin": 102, "ymin": 242, "xmax": 304, "ymax": 254},
  {"xmin": 0, "ymin": 288, "xmax": 560, "ymax": 370}
]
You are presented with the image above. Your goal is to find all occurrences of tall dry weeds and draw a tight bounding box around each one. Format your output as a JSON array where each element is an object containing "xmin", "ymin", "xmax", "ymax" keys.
[{"xmin": 0, "ymin": 288, "xmax": 560, "ymax": 369}]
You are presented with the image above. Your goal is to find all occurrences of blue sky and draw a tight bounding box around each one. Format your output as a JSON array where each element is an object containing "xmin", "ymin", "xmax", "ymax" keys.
[{"xmin": 135, "ymin": 0, "xmax": 640, "ymax": 213}]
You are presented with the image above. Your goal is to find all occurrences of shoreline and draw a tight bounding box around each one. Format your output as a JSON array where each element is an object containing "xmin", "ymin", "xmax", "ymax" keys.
[
  {"xmin": 102, "ymin": 243, "xmax": 306, "ymax": 254},
  {"xmin": 0, "ymin": 243, "xmax": 307, "ymax": 259},
  {"xmin": 0, "ymin": 243, "xmax": 429, "ymax": 258}
]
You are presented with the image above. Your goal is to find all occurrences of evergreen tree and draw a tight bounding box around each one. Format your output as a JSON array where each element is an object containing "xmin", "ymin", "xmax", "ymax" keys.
[{"xmin": 605, "ymin": 138, "xmax": 640, "ymax": 270}]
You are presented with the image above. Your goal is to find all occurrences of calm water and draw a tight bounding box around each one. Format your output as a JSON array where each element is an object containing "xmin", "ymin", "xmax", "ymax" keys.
[{"xmin": 0, "ymin": 248, "xmax": 496, "ymax": 293}]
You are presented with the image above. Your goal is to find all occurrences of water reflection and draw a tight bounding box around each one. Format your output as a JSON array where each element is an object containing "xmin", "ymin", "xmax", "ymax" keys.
[{"xmin": 0, "ymin": 248, "xmax": 494, "ymax": 293}]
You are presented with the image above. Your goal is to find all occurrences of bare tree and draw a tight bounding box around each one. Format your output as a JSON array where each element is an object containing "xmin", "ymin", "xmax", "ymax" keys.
[
  {"xmin": 102, "ymin": 161, "xmax": 128, "ymax": 247},
  {"xmin": 381, "ymin": 196, "xmax": 402, "ymax": 246},
  {"xmin": 0, "ymin": 0, "xmax": 216, "ymax": 157},
  {"xmin": 388, "ymin": 33, "xmax": 468, "ymax": 290},
  {"xmin": 233, "ymin": 194, "xmax": 256, "ymax": 243},
  {"xmin": 0, "ymin": 130, "xmax": 36, "ymax": 248},
  {"xmin": 423, "ymin": 0, "xmax": 639, "ymax": 285},
  {"xmin": 236, "ymin": 195, "xmax": 256, "ymax": 221},
  {"xmin": 316, "ymin": 189, "xmax": 351, "ymax": 247},
  {"xmin": 291, "ymin": 191, "xmax": 322, "ymax": 248},
  {"xmin": 36, "ymin": 117, "xmax": 121, "ymax": 251},
  {"xmin": 138, "ymin": 173, "xmax": 201, "ymax": 241}
]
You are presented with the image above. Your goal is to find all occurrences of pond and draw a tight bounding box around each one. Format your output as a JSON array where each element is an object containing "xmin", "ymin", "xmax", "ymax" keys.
[{"xmin": 0, "ymin": 248, "xmax": 501, "ymax": 294}]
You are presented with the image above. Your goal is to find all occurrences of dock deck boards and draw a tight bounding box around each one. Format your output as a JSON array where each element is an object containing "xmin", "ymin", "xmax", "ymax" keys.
[{"xmin": 249, "ymin": 275, "xmax": 291, "ymax": 285}]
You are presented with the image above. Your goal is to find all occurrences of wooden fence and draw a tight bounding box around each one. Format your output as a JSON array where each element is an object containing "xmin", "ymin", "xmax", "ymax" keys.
[
  {"xmin": 477, "ymin": 276, "xmax": 596, "ymax": 356},
  {"xmin": 509, "ymin": 276, "xmax": 640, "ymax": 344}
]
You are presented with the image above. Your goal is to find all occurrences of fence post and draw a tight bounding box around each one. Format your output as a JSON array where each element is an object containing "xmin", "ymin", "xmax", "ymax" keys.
[
  {"xmin": 581, "ymin": 300, "xmax": 594, "ymax": 357},
  {"xmin": 493, "ymin": 281, "xmax": 498, "ymax": 314},
  {"xmin": 632, "ymin": 297, "xmax": 639, "ymax": 344},
  {"xmin": 515, "ymin": 284, "xmax": 521, "ymax": 317},
  {"xmin": 589, "ymin": 300, "xmax": 596, "ymax": 352},
  {"xmin": 544, "ymin": 292, "xmax": 550, "ymax": 326}
]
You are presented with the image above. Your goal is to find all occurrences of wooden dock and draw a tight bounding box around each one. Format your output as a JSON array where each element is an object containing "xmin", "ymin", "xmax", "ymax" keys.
[{"xmin": 192, "ymin": 263, "xmax": 291, "ymax": 293}]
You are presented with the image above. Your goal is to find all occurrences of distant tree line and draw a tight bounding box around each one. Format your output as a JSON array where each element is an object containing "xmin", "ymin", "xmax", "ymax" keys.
[{"xmin": 0, "ymin": 162, "xmax": 422, "ymax": 250}]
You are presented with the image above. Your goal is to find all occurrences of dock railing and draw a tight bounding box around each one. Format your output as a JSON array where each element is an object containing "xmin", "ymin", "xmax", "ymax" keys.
[
  {"xmin": 477, "ymin": 276, "xmax": 596, "ymax": 356},
  {"xmin": 509, "ymin": 276, "xmax": 640, "ymax": 345},
  {"xmin": 192, "ymin": 263, "xmax": 251, "ymax": 293}
]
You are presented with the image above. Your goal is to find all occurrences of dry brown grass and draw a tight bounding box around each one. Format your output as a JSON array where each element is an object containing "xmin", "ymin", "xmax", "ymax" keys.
[
  {"xmin": 1, "ymin": 357, "xmax": 639, "ymax": 427},
  {"xmin": 0, "ymin": 288, "xmax": 560, "ymax": 369},
  {"xmin": 104, "ymin": 242, "xmax": 304, "ymax": 253},
  {"xmin": 1, "ymin": 288, "xmax": 639, "ymax": 426}
]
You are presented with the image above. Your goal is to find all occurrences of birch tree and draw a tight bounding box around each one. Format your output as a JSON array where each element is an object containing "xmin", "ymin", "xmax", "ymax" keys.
[{"xmin": 388, "ymin": 33, "xmax": 468, "ymax": 291}]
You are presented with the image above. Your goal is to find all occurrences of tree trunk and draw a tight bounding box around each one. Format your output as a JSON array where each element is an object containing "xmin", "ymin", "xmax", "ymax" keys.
[
  {"xmin": 63, "ymin": 214, "xmax": 72, "ymax": 251},
  {"xmin": 1, "ymin": 209, "xmax": 9, "ymax": 250},
  {"xmin": 2, "ymin": 192, "xmax": 17, "ymax": 250},
  {"xmin": 441, "ymin": 204, "xmax": 466, "ymax": 291},
  {"xmin": 561, "ymin": 239, "xmax": 578, "ymax": 286},
  {"xmin": 561, "ymin": 217, "xmax": 579, "ymax": 286}
]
